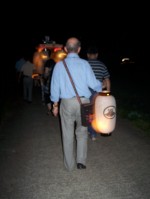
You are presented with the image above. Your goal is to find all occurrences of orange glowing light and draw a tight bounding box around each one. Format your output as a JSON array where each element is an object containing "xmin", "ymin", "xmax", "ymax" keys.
[
  {"xmin": 32, "ymin": 73, "xmax": 40, "ymax": 79},
  {"xmin": 54, "ymin": 47, "xmax": 63, "ymax": 52},
  {"xmin": 37, "ymin": 44, "xmax": 63, "ymax": 51},
  {"xmin": 92, "ymin": 118, "xmax": 111, "ymax": 134},
  {"xmin": 52, "ymin": 50, "xmax": 67, "ymax": 63}
]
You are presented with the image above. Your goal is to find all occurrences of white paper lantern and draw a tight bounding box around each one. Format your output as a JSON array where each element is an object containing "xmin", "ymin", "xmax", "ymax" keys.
[{"xmin": 92, "ymin": 91, "xmax": 116, "ymax": 134}]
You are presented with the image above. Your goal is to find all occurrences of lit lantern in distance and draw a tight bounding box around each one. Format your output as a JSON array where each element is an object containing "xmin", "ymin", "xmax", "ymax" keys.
[{"xmin": 52, "ymin": 49, "xmax": 67, "ymax": 63}]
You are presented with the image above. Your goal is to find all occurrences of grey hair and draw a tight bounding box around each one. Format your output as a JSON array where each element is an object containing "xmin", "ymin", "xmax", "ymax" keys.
[{"xmin": 65, "ymin": 39, "xmax": 81, "ymax": 53}]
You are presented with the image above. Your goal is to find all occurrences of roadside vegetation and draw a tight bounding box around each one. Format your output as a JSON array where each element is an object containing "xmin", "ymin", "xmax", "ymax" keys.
[
  {"xmin": 111, "ymin": 64, "xmax": 150, "ymax": 136},
  {"xmin": 114, "ymin": 89, "xmax": 150, "ymax": 136}
]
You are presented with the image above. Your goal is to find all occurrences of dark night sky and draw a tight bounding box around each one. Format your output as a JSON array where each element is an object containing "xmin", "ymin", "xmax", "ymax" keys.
[
  {"xmin": 1, "ymin": 2, "xmax": 149, "ymax": 105},
  {"xmin": 4, "ymin": 3, "xmax": 149, "ymax": 71},
  {"xmin": 14, "ymin": 9, "xmax": 147, "ymax": 56}
]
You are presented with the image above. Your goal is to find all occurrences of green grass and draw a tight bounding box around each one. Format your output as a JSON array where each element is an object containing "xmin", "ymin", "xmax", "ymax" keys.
[
  {"xmin": 118, "ymin": 108, "xmax": 150, "ymax": 135},
  {"xmin": 112, "ymin": 72, "xmax": 150, "ymax": 136}
]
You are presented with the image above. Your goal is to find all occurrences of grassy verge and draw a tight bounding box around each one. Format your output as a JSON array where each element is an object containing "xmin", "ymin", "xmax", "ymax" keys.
[
  {"xmin": 111, "ymin": 66, "xmax": 150, "ymax": 136},
  {"xmin": 118, "ymin": 107, "xmax": 150, "ymax": 136}
]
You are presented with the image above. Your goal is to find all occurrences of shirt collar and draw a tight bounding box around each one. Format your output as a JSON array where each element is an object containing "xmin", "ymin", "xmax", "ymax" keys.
[{"xmin": 66, "ymin": 53, "xmax": 79, "ymax": 58}]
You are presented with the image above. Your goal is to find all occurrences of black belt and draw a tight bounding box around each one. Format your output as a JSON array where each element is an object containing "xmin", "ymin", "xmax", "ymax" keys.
[
  {"xmin": 72, "ymin": 96, "xmax": 85, "ymax": 98},
  {"xmin": 23, "ymin": 75, "xmax": 30, "ymax": 78}
]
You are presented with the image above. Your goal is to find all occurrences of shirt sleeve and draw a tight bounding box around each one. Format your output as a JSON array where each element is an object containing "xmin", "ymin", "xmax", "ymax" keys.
[{"xmin": 50, "ymin": 63, "xmax": 60, "ymax": 102}]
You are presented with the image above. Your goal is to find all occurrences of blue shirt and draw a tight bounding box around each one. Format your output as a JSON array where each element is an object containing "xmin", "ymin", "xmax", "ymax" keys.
[
  {"xmin": 15, "ymin": 58, "xmax": 26, "ymax": 72},
  {"xmin": 50, "ymin": 53, "xmax": 102, "ymax": 102}
]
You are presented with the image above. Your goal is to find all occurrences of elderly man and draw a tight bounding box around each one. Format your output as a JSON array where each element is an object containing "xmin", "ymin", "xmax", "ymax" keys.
[{"xmin": 50, "ymin": 37, "xmax": 102, "ymax": 171}]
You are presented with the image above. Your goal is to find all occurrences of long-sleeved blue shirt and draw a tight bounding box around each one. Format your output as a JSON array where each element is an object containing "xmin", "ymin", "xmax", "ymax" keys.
[{"xmin": 50, "ymin": 53, "xmax": 102, "ymax": 102}]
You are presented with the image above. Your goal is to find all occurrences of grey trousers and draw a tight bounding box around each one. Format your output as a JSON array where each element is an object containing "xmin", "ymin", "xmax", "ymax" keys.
[
  {"xmin": 60, "ymin": 97, "xmax": 89, "ymax": 171},
  {"xmin": 23, "ymin": 76, "xmax": 33, "ymax": 102}
]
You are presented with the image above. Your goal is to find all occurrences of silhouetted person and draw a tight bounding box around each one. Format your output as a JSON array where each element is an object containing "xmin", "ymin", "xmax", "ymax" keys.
[
  {"xmin": 19, "ymin": 55, "xmax": 36, "ymax": 103},
  {"xmin": 43, "ymin": 58, "xmax": 55, "ymax": 115},
  {"xmin": 87, "ymin": 46, "xmax": 111, "ymax": 140}
]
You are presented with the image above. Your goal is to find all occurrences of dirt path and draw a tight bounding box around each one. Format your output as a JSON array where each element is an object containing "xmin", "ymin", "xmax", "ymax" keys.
[{"xmin": 0, "ymin": 87, "xmax": 150, "ymax": 199}]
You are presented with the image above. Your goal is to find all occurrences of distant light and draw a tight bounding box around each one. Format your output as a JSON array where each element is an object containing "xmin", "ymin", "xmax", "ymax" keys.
[
  {"xmin": 54, "ymin": 47, "xmax": 63, "ymax": 52},
  {"xmin": 32, "ymin": 73, "xmax": 39, "ymax": 79},
  {"xmin": 53, "ymin": 50, "xmax": 67, "ymax": 62},
  {"xmin": 121, "ymin": 57, "xmax": 135, "ymax": 64},
  {"xmin": 122, "ymin": 57, "xmax": 130, "ymax": 62}
]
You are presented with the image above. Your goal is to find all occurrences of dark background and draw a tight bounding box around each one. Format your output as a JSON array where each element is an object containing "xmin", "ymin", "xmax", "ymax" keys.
[
  {"xmin": 4, "ymin": 2, "xmax": 148, "ymax": 68},
  {"xmin": 2, "ymin": 3, "xmax": 149, "ymax": 108}
]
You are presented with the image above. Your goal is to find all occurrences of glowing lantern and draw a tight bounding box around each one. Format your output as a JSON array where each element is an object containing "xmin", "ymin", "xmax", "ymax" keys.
[
  {"xmin": 92, "ymin": 91, "xmax": 116, "ymax": 134},
  {"xmin": 52, "ymin": 49, "xmax": 67, "ymax": 63},
  {"xmin": 33, "ymin": 51, "xmax": 43, "ymax": 67},
  {"xmin": 33, "ymin": 51, "xmax": 49, "ymax": 75}
]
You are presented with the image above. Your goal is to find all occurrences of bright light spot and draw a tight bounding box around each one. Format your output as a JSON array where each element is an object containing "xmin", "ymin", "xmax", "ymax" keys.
[{"xmin": 122, "ymin": 57, "xmax": 130, "ymax": 62}]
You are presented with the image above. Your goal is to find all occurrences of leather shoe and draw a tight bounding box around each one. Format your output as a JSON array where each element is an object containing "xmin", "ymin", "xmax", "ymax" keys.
[{"xmin": 77, "ymin": 163, "xmax": 86, "ymax": 169}]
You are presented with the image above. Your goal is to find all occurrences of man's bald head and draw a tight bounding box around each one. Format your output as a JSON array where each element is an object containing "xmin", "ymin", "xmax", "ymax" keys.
[{"xmin": 64, "ymin": 37, "xmax": 81, "ymax": 54}]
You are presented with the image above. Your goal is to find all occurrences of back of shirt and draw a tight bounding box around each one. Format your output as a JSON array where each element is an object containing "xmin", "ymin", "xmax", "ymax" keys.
[
  {"xmin": 50, "ymin": 53, "xmax": 102, "ymax": 102},
  {"xmin": 88, "ymin": 59, "xmax": 110, "ymax": 82}
]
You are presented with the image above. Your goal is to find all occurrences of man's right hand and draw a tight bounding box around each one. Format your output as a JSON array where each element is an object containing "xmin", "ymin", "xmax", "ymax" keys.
[{"xmin": 52, "ymin": 107, "xmax": 59, "ymax": 117}]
